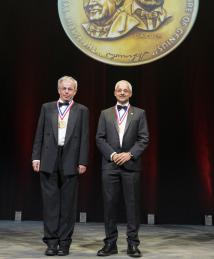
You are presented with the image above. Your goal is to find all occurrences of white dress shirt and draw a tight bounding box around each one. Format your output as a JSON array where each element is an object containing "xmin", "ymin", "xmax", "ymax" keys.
[
  {"xmin": 58, "ymin": 99, "xmax": 72, "ymax": 146},
  {"xmin": 110, "ymin": 102, "xmax": 129, "ymax": 160}
]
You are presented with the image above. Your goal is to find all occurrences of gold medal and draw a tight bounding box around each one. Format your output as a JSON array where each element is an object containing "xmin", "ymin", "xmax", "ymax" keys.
[
  {"xmin": 58, "ymin": 0, "xmax": 199, "ymax": 66},
  {"xmin": 58, "ymin": 120, "xmax": 66, "ymax": 129}
]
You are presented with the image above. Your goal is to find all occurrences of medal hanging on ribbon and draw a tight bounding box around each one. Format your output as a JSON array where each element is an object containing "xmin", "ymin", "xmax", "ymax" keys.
[
  {"xmin": 58, "ymin": 120, "xmax": 66, "ymax": 129},
  {"xmin": 57, "ymin": 100, "xmax": 74, "ymax": 128},
  {"xmin": 115, "ymin": 104, "xmax": 130, "ymax": 125}
]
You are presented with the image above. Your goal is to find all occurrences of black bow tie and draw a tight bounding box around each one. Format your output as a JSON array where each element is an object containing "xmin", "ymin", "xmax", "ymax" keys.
[
  {"xmin": 117, "ymin": 105, "xmax": 127, "ymax": 111},
  {"xmin": 59, "ymin": 102, "xmax": 69, "ymax": 107}
]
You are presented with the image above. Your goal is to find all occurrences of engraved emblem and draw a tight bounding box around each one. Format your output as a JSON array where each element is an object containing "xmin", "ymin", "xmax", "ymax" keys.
[{"xmin": 82, "ymin": 0, "xmax": 138, "ymax": 39}]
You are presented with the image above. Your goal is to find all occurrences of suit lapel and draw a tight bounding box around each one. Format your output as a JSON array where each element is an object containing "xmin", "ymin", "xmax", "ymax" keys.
[
  {"xmin": 51, "ymin": 102, "xmax": 58, "ymax": 143},
  {"xmin": 64, "ymin": 102, "xmax": 78, "ymax": 145},
  {"xmin": 111, "ymin": 107, "xmax": 119, "ymax": 134},
  {"xmin": 124, "ymin": 105, "xmax": 134, "ymax": 134}
]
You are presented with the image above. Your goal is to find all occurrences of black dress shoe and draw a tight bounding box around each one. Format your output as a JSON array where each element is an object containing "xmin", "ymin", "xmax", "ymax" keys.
[
  {"xmin": 127, "ymin": 244, "xmax": 142, "ymax": 257},
  {"xmin": 45, "ymin": 247, "xmax": 58, "ymax": 256},
  {"xmin": 57, "ymin": 246, "xmax": 70, "ymax": 256},
  {"xmin": 97, "ymin": 243, "xmax": 118, "ymax": 256}
]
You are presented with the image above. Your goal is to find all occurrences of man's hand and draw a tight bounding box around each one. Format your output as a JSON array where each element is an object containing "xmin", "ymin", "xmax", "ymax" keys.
[
  {"xmin": 78, "ymin": 165, "xmax": 87, "ymax": 175},
  {"xmin": 112, "ymin": 152, "xmax": 132, "ymax": 166},
  {"xmin": 32, "ymin": 160, "xmax": 40, "ymax": 172}
]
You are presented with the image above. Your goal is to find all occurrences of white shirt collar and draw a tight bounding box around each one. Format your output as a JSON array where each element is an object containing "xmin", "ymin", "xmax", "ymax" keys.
[
  {"xmin": 116, "ymin": 102, "xmax": 129, "ymax": 106},
  {"xmin": 58, "ymin": 98, "xmax": 72, "ymax": 103}
]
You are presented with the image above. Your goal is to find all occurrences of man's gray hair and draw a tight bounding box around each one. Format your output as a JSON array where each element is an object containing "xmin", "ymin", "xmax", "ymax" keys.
[
  {"xmin": 115, "ymin": 80, "xmax": 132, "ymax": 92},
  {"xmin": 58, "ymin": 76, "xmax": 78, "ymax": 90}
]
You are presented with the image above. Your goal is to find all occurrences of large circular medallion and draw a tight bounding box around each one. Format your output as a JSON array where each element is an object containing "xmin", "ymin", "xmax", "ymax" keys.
[{"xmin": 58, "ymin": 0, "xmax": 199, "ymax": 66}]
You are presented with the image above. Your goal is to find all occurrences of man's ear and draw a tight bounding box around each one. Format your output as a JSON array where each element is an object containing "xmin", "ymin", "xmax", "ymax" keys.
[{"xmin": 73, "ymin": 90, "xmax": 77, "ymax": 97}]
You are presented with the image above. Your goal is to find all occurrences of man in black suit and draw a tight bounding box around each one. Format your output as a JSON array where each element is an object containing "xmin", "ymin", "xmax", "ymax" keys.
[
  {"xmin": 32, "ymin": 76, "xmax": 89, "ymax": 256},
  {"xmin": 96, "ymin": 80, "xmax": 149, "ymax": 257}
]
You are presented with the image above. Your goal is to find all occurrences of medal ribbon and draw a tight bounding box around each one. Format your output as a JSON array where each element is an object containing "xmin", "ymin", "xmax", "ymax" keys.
[
  {"xmin": 115, "ymin": 104, "xmax": 130, "ymax": 125},
  {"xmin": 57, "ymin": 100, "xmax": 74, "ymax": 120}
]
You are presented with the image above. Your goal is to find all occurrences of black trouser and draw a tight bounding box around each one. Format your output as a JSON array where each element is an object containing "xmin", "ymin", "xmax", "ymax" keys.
[
  {"xmin": 102, "ymin": 169, "xmax": 141, "ymax": 246},
  {"xmin": 40, "ymin": 146, "xmax": 78, "ymax": 247}
]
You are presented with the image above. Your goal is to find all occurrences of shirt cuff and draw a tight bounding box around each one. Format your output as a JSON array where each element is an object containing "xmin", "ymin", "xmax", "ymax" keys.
[{"xmin": 110, "ymin": 152, "xmax": 116, "ymax": 161}]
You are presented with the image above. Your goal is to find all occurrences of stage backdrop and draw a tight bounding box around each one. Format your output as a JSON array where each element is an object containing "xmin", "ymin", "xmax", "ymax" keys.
[{"xmin": 0, "ymin": 1, "xmax": 213, "ymax": 224}]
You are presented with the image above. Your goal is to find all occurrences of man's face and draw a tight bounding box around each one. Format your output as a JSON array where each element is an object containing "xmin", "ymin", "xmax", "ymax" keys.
[
  {"xmin": 84, "ymin": 0, "xmax": 117, "ymax": 23},
  {"xmin": 58, "ymin": 80, "xmax": 77, "ymax": 102},
  {"xmin": 136, "ymin": 0, "xmax": 164, "ymax": 11},
  {"xmin": 114, "ymin": 81, "xmax": 132, "ymax": 104}
]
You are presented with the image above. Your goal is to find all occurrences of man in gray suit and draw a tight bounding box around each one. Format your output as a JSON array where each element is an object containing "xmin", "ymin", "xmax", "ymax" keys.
[
  {"xmin": 32, "ymin": 76, "xmax": 89, "ymax": 256},
  {"xmin": 96, "ymin": 80, "xmax": 149, "ymax": 257}
]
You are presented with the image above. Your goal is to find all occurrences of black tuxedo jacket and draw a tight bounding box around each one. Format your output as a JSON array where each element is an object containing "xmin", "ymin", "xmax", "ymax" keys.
[
  {"xmin": 32, "ymin": 101, "xmax": 89, "ymax": 175},
  {"xmin": 96, "ymin": 105, "xmax": 149, "ymax": 171}
]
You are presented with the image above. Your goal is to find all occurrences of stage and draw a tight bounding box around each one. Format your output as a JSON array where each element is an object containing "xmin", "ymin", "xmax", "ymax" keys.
[{"xmin": 0, "ymin": 221, "xmax": 213, "ymax": 258}]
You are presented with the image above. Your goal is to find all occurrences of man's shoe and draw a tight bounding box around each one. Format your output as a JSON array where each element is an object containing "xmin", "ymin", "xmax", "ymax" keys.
[
  {"xmin": 127, "ymin": 244, "xmax": 142, "ymax": 257},
  {"xmin": 57, "ymin": 246, "xmax": 70, "ymax": 256},
  {"xmin": 45, "ymin": 246, "xmax": 58, "ymax": 256},
  {"xmin": 97, "ymin": 243, "xmax": 118, "ymax": 256}
]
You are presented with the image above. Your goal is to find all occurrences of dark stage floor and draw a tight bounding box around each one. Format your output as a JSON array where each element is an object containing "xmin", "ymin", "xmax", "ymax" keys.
[{"xmin": 0, "ymin": 221, "xmax": 214, "ymax": 258}]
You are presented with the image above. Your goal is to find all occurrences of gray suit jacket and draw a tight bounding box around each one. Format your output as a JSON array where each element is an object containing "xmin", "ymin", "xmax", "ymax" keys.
[
  {"xmin": 32, "ymin": 101, "xmax": 89, "ymax": 175},
  {"xmin": 96, "ymin": 105, "xmax": 149, "ymax": 171}
]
